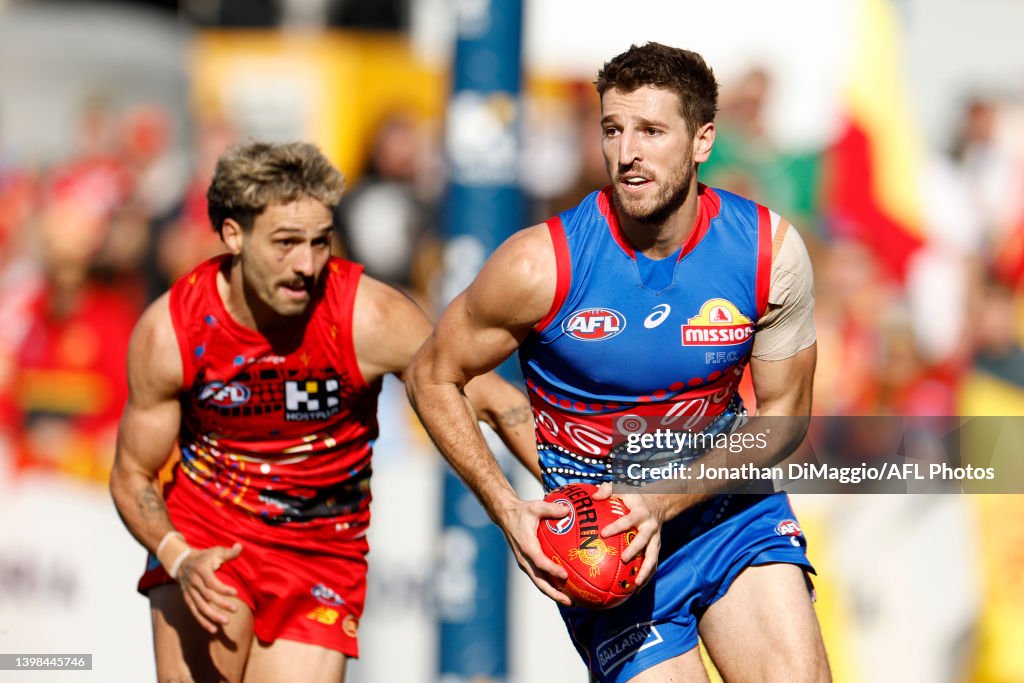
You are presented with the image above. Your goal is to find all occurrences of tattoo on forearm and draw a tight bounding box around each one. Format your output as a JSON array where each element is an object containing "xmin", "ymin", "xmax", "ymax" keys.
[
  {"xmin": 498, "ymin": 404, "xmax": 532, "ymax": 428},
  {"xmin": 136, "ymin": 486, "xmax": 166, "ymax": 519}
]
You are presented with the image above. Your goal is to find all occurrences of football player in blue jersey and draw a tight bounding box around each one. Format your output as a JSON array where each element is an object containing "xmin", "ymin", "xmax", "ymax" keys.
[{"xmin": 408, "ymin": 42, "xmax": 829, "ymax": 682}]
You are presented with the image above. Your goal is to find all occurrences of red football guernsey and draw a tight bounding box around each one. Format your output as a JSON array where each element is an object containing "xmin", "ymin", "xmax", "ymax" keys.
[{"xmin": 166, "ymin": 255, "xmax": 379, "ymax": 539}]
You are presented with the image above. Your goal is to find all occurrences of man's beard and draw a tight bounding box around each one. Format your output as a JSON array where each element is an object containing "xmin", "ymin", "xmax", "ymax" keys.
[{"xmin": 612, "ymin": 161, "xmax": 694, "ymax": 225}]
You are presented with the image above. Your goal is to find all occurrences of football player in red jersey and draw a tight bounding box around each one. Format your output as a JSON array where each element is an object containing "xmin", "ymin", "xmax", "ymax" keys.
[{"xmin": 109, "ymin": 141, "xmax": 538, "ymax": 683}]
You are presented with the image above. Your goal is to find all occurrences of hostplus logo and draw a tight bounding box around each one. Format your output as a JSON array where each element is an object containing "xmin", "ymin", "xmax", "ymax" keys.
[{"xmin": 284, "ymin": 377, "xmax": 342, "ymax": 421}]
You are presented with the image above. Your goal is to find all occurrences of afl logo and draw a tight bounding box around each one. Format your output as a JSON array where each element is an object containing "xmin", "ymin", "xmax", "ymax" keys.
[
  {"xmin": 312, "ymin": 583, "xmax": 346, "ymax": 607},
  {"xmin": 563, "ymin": 308, "xmax": 626, "ymax": 341},
  {"xmin": 198, "ymin": 381, "xmax": 252, "ymax": 407},
  {"xmin": 774, "ymin": 519, "xmax": 802, "ymax": 537},
  {"xmin": 545, "ymin": 498, "xmax": 576, "ymax": 535}
]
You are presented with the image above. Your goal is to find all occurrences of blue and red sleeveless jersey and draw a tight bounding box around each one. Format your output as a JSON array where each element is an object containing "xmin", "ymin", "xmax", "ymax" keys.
[
  {"xmin": 519, "ymin": 185, "xmax": 773, "ymax": 490},
  {"xmin": 166, "ymin": 255, "xmax": 379, "ymax": 538}
]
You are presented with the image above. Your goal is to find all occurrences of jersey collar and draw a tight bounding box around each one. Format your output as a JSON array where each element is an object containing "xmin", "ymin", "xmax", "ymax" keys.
[{"xmin": 597, "ymin": 183, "xmax": 722, "ymax": 261}]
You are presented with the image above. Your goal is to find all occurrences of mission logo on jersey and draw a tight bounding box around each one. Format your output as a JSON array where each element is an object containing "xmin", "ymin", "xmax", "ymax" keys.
[
  {"xmin": 680, "ymin": 298, "xmax": 754, "ymax": 346},
  {"xmin": 563, "ymin": 308, "xmax": 627, "ymax": 341}
]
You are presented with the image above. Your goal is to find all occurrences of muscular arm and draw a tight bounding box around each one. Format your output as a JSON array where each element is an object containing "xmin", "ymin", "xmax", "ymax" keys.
[
  {"xmin": 109, "ymin": 294, "xmax": 242, "ymax": 633},
  {"xmin": 741, "ymin": 220, "xmax": 816, "ymax": 455},
  {"xmin": 109, "ymin": 293, "xmax": 184, "ymax": 560},
  {"xmin": 464, "ymin": 373, "xmax": 541, "ymax": 481},
  {"xmin": 352, "ymin": 273, "xmax": 540, "ymax": 480},
  {"xmin": 406, "ymin": 225, "xmax": 572, "ymax": 603},
  {"xmin": 406, "ymin": 226, "xmax": 552, "ymax": 514}
]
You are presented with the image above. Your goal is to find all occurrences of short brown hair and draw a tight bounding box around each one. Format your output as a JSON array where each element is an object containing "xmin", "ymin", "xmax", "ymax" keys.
[
  {"xmin": 595, "ymin": 43, "xmax": 719, "ymax": 137},
  {"xmin": 206, "ymin": 141, "xmax": 345, "ymax": 235}
]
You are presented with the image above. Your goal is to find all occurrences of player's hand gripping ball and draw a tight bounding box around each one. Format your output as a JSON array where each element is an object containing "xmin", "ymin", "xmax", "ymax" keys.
[{"xmin": 537, "ymin": 483, "xmax": 643, "ymax": 609}]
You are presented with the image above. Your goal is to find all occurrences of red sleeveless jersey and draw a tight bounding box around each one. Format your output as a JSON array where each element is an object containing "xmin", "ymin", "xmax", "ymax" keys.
[{"xmin": 167, "ymin": 255, "xmax": 379, "ymax": 537}]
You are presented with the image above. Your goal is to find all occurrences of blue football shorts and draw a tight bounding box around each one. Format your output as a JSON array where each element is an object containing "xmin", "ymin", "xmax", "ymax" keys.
[{"xmin": 558, "ymin": 491, "xmax": 814, "ymax": 683}]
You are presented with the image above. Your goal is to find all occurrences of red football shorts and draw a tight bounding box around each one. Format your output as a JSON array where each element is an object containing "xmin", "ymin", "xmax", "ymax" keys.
[{"xmin": 138, "ymin": 474, "xmax": 369, "ymax": 657}]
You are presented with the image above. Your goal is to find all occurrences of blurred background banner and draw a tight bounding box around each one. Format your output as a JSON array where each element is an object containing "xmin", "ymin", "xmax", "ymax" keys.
[
  {"xmin": 2, "ymin": 0, "xmax": 1024, "ymax": 681},
  {"xmin": 190, "ymin": 31, "xmax": 444, "ymax": 183}
]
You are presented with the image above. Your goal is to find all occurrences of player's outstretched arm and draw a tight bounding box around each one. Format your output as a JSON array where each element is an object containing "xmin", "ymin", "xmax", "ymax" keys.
[
  {"xmin": 108, "ymin": 294, "xmax": 241, "ymax": 634},
  {"xmin": 406, "ymin": 225, "xmax": 571, "ymax": 604},
  {"xmin": 351, "ymin": 274, "xmax": 540, "ymax": 480}
]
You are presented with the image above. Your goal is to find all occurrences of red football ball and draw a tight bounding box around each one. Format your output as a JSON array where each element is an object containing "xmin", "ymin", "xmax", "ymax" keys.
[{"xmin": 536, "ymin": 483, "xmax": 643, "ymax": 609}]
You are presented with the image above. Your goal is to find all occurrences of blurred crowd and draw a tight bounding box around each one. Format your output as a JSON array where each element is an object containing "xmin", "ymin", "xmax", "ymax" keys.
[
  {"xmin": 0, "ymin": 90, "xmax": 449, "ymax": 483},
  {"xmin": 699, "ymin": 70, "xmax": 1024, "ymax": 421},
  {"xmin": 2, "ymin": 62, "xmax": 1024, "ymax": 489},
  {"xmin": 0, "ymin": 99, "xmax": 232, "ymax": 482}
]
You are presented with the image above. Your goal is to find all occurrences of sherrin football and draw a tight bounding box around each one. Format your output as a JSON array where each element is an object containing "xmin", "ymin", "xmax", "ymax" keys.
[{"xmin": 537, "ymin": 482, "xmax": 643, "ymax": 609}]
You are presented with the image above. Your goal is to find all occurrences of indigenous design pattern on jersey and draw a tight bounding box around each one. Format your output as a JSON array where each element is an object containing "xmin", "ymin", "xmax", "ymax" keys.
[
  {"xmin": 519, "ymin": 185, "xmax": 772, "ymax": 490},
  {"xmin": 168, "ymin": 255, "xmax": 379, "ymax": 534}
]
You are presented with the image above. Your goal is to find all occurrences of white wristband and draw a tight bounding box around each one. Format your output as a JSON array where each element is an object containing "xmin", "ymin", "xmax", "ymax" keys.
[
  {"xmin": 156, "ymin": 531, "xmax": 184, "ymax": 559},
  {"xmin": 168, "ymin": 548, "xmax": 193, "ymax": 580}
]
